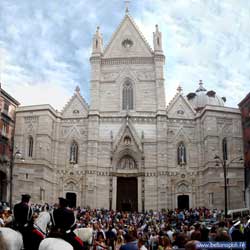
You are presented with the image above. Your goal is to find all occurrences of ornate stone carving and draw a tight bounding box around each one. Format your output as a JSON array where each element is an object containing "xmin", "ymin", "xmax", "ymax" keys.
[{"xmin": 118, "ymin": 156, "xmax": 137, "ymax": 169}]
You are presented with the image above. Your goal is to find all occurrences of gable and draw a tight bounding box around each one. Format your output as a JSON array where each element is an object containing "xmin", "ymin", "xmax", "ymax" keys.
[
  {"xmin": 167, "ymin": 94, "xmax": 196, "ymax": 119},
  {"xmin": 113, "ymin": 120, "xmax": 142, "ymax": 153},
  {"xmin": 103, "ymin": 14, "xmax": 153, "ymax": 58},
  {"xmin": 62, "ymin": 91, "xmax": 89, "ymax": 118}
]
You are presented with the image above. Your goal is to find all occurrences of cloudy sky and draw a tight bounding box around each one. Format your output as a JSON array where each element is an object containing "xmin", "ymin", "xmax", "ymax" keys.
[{"xmin": 0, "ymin": 0, "xmax": 249, "ymax": 110}]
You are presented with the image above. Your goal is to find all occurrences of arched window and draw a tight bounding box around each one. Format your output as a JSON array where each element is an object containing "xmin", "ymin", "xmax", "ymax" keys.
[
  {"xmin": 222, "ymin": 138, "xmax": 228, "ymax": 161},
  {"xmin": 122, "ymin": 79, "xmax": 133, "ymax": 110},
  {"xmin": 28, "ymin": 136, "xmax": 33, "ymax": 157},
  {"xmin": 70, "ymin": 141, "xmax": 78, "ymax": 164},
  {"xmin": 177, "ymin": 142, "xmax": 186, "ymax": 165}
]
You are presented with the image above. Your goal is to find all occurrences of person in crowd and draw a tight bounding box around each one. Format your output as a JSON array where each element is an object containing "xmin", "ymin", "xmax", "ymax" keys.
[
  {"xmin": 157, "ymin": 235, "xmax": 171, "ymax": 250},
  {"xmin": 50, "ymin": 197, "xmax": 84, "ymax": 250},
  {"xmin": 138, "ymin": 238, "xmax": 148, "ymax": 250},
  {"xmin": 120, "ymin": 230, "xmax": 138, "ymax": 250},
  {"xmin": 13, "ymin": 194, "xmax": 34, "ymax": 250}
]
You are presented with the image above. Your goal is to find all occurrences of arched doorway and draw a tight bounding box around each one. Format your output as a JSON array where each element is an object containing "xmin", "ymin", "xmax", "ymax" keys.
[
  {"xmin": 117, "ymin": 177, "xmax": 138, "ymax": 211},
  {"xmin": 178, "ymin": 195, "xmax": 189, "ymax": 209},
  {"xmin": 0, "ymin": 171, "xmax": 7, "ymax": 201},
  {"xmin": 66, "ymin": 192, "xmax": 77, "ymax": 208}
]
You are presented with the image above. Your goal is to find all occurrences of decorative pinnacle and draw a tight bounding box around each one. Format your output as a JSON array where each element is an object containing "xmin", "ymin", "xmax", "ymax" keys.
[
  {"xmin": 199, "ymin": 80, "xmax": 203, "ymax": 86},
  {"xmin": 125, "ymin": 0, "xmax": 130, "ymax": 13},
  {"xmin": 155, "ymin": 24, "xmax": 159, "ymax": 32},
  {"xmin": 177, "ymin": 85, "xmax": 183, "ymax": 93},
  {"xmin": 75, "ymin": 86, "xmax": 80, "ymax": 93}
]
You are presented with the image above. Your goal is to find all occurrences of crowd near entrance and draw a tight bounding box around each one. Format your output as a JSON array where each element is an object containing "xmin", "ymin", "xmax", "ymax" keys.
[
  {"xmin": 177, "ymin": 194, "xmax": 189, "ymax": 209},
  {"xmin": 117, "ymin": 177, "xmax": 138, "ymax": 211}
]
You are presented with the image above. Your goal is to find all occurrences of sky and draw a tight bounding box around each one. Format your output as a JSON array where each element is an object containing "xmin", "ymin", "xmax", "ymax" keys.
[{"xmin": 0, "ymin": 0, "xmax": 249, "ymax": 110}]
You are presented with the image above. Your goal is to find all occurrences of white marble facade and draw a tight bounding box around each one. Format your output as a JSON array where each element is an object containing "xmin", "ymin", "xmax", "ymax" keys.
[{"xmin": 13, "ymin": 12, "xmax": 245, "ymax": 211}]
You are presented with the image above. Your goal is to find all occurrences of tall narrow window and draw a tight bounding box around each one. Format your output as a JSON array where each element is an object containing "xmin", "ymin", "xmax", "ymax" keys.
[
  {"xmin": 222, "ymin": 138, "xmax": 228, "ymax": 161},
  {"xmin": 177, "ymin": 142, "xmax": 186, "ymax": 165},
  {"xmin": 70, "ymin": 141, "xmax": 78, "ymax": 164},
  {"xmin": 122, "ymin": 80, "xmax": 133, "ymax": 110},
  {"xmin": 28, "ymin": 136, "xmax": 33, "ymax": 157}
]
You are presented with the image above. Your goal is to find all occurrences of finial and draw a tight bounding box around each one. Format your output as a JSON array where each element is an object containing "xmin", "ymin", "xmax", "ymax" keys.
[
  {"xmin": 196, "ymin": 79, "xmax": 207, "ymax": 92},
  {"xmin": 155, "ymin": 24, "xmax": 159, "ymax": 31},
  {"xmin": 96, "ymin": 26, "xmax": 100, "ymax": 35},
  {"xmin": 125, "ymin": 0, "xmax": 130, "ymax": 13},
  {"xmin": 177, "ymin": 85, "xmax": 183, "ymax": 93},
  {"xmin": 75, "ymin": 86, "xmax": 80, "ymax": 93}
]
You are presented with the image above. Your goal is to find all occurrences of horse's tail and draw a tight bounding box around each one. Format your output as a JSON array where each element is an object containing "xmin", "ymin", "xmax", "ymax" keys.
[{"xmin": 0, "ymin": 230, "xmax": 8, "ymax": 250}]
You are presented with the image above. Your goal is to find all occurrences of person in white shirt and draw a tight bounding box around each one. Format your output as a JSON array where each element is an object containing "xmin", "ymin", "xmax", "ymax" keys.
[{"xmin": 138, "ymin": 238, "xmax": 148, "ymax": 250}]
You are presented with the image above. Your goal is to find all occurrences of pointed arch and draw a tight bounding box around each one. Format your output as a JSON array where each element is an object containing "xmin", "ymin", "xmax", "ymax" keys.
[
  {"xmin": 28, "ymin": 136, "xmax": 34, "ymax": 157},
  {"xmin": 177, "ymin": 142, "xmax": 186, "ymax": 165},
  {"xmin": 70, "ymin": 141, "xmax": 78, "ymax": 164},
  {"xmin": 122, "ymin": 79, "xmax": 133, "ymax": 110}
]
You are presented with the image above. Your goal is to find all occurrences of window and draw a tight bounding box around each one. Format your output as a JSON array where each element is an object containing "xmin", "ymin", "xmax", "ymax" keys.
[
  {"xmin": 70, "ymin": 141, "xmax": 78, "ymax": 164},
  {"xmin": 3, "ymin": 102, "xmax": 9, "ymax": 113},
  {"xmin": 122, "ymin": 79, "xmax": 133, "ymax": 110},
  {"xmin": 177, "ymin": 142, "xmax": 186, "ymax": 165},
  {"xmin": 28, "ymin": 136, "xmax": 33, "ymax": 157},
  {"xmin": 222, "ymin": 138, "xmax": 228, "ymax": 161}
]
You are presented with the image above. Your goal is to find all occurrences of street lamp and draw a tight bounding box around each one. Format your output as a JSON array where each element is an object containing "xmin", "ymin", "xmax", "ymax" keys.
[
  {"xmin": 214, "ymin": 154, "xmax": 243, "ymax": 218},
  {"xmin": 9, "ymin": 149, "xmax": 22, "ymax": 208}
]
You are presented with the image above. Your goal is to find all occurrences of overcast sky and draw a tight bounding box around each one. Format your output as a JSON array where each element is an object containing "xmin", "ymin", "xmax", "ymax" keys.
[{"xmin": 0, "ymin": 0, "xmax": 249, "ymax": 110}]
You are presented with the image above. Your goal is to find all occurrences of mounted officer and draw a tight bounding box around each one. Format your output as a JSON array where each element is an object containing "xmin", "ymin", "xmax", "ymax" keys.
[
  {"xmin": 50, "ymin": 197, "xmax": 84, "ymax": 250},
  {"xmin": 13, "ymin": 194, "xmax": 34, "ymax": 250}
]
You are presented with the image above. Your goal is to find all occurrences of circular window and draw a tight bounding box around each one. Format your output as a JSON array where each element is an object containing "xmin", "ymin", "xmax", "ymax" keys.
[{"xmin": 122, "ymin": 39, "xmax": 133, "ymax": 48}]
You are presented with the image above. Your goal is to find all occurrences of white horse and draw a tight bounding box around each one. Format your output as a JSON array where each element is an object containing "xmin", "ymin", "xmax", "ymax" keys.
[
  {"xmin": 39, "ymin": 238, "xmax": 73, "ymax": 250},
  {"xmin": 0, "ymin": 227, "xmax": 23, "ymax": 250},
  {"xmin": 38, "ymin": 227, "xmax": 93, "ymax": 250},
  {"xmin": 35, "ymin": 210, "xmax": 51, "ymax": 234},
  {"xmin": 0, "ymin": 211, "xmax": 50, "ymax": 250}
]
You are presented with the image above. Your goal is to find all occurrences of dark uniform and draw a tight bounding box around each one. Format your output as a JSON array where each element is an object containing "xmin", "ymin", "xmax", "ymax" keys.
[
  {"xmin": 50, "ymin": 197, "xmax": 84, "ymax": 250},
  {"xmin": 13, "ymin": 194, "xmax": 44, "ymax": 250}
]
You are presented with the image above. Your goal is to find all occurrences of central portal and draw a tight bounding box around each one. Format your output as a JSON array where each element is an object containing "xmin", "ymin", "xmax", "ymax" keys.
[{"xmin": 117, "ymin": 177, "xmax": 138, "ymax": 212}]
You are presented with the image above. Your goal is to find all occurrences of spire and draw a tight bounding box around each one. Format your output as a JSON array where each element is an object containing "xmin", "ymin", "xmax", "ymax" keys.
[
  {"xmin": 153, "ymin": 24, "xmax": 163, "ymax": 54},
  {"xmin": 91, "ymin": 26, "xmax": 103, "ymax": 56}
]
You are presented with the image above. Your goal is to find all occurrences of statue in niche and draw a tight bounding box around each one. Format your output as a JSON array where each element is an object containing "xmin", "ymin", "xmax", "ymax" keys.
[{"xmin": 119, "ymin": 155, "xmax": 136, "ymax": 169}]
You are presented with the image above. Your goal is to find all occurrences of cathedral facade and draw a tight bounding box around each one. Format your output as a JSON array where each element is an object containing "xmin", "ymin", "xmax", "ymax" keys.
[{"xmin": 13, "ymin": 12, "xmax": 245, "ymax": 211}]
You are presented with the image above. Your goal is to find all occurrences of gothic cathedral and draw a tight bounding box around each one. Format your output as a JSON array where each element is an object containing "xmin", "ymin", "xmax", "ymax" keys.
[{"xmin": 13, "ymin": 11, "xmax": 244, "ymax": 211}]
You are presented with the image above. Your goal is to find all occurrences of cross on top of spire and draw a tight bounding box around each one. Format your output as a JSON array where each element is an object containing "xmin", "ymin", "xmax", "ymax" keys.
[{"xmin": 125, "ymin": 0, "xmax": 131, "ymax": 13}]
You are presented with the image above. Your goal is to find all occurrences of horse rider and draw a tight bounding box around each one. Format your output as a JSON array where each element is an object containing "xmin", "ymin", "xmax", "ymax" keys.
[
  {"xmin": 50, "ymin": 197, "xmax": 84, "ymax": 250},
  {"xmin": 13, "ymin": 194, "xmax": 44, "ymax": 250}
]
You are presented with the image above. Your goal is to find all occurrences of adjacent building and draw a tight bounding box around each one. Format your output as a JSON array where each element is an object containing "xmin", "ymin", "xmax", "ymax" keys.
[
  {"xmin": 0, "ymin": 84, "xmax": 20, "ymax": 202},
  {"xmin": 239, "ymin": 92, "xmax": 250, "ymax": 208},
  {"xmin": 13, "ymin": 11, "xmax": 245, "ymax": 211}
]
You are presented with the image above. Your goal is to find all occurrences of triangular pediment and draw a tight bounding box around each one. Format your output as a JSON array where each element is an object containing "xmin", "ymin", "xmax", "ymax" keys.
[
  {"xmin": 113, "ymin": 119, "xmax": 142, "ymax": 153},
  {"xmin": 62, "ymin": 88, "xmax": 89, "ymax": 118},
  {"xmin": 103, "ymin": 14, "xmax": 153, "ymax": 58},
  {"xmin": 167, "ymin": 93, "xmax": 196, "ymax": 119}
]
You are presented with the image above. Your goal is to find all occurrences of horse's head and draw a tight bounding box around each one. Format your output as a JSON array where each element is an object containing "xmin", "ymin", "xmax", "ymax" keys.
[{"xmin": 35, "ymin": 211, "xmax": 51, "ymax": 234}]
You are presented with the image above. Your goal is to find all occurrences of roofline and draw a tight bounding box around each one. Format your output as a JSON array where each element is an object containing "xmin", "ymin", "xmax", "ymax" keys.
[
  {"xmin": 238, "ymin": 92, "xmax": 250, "ymax": 107},
  {"xmin": 0, "ymin": 87, "xmax": 20, "ymax": 106},
  {"xmin": 16, "ymin": 104, "xmax": 61, "ymax": 118}
]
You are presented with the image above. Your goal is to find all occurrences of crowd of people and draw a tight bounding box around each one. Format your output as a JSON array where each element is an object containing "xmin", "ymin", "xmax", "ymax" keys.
[{"xmin": 1, "ymin": 195, "xmax": 250, "ymax": 250}]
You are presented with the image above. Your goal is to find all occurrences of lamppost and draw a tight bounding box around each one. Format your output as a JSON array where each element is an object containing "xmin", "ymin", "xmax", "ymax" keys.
[
  {"xmin": 9, "ymin": 149, "xmax": 22, "ymax": 208},
  {"xmin": 214, "ymin": 154, "xmax": 243, "ymax": 218}
]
